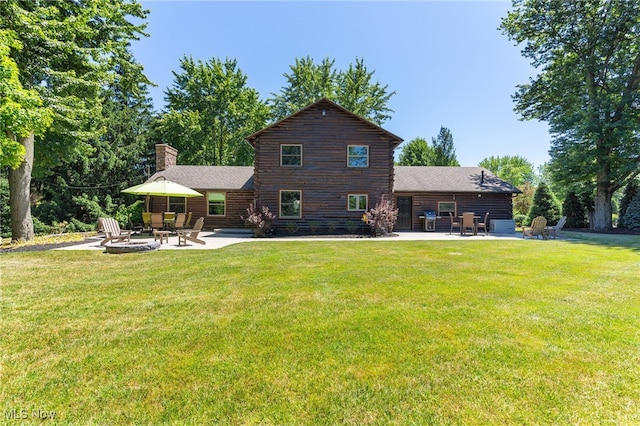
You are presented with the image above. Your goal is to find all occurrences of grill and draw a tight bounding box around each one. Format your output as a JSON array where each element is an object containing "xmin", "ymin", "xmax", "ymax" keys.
[{"xmin": 424, "ymin": 210, "xmax": 437, "ymax": 231}]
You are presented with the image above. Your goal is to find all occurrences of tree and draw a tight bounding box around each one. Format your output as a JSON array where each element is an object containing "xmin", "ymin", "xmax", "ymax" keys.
[
  {"xmin": 562, "ymin": 190, "xmax": 588, "ymax": 229},
  {"xmin": 0, "ymin": 0, "xmax": 148, "ymax": 241},
  {"xmin": 528, "ymin": 181, "xmax": 561, "ymax": 224},
  {"xmin": 501, "ymin": 0, "xmax": 640, "ymax": 231},
  {"xmin": 155, "ymin": 57, "xmax": 269, "ymax": 166},
  {"xmin": 622, "ymin": 194, "xmax": 640, "ymax": 231},
  {"xmin": 270, "ymin": 56, "xmax": 395, "ymax": 125},
  {"xmin": 32, "ymin": 50, "xmax": 155, "ymax": 227},
  {"xmin": 618, "ymin": 180, "xmax": 638, "ymax": 228},
  {"xmin": 479, "ymin": 155, "xmax": 536, "ymax": 188},
  {"xmin": 0, "ymin": 29, "xmax": 53, "ymax": 240},
  {"xmin": 397, "ymin": 137, "xmax": 432, "ymax": 166},
  {"xmin": 431, "ymin": 127, "xmax": 459, "ymax": 166}
]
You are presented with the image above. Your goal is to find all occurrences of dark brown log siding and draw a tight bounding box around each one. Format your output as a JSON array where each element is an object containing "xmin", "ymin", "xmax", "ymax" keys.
[
  {"xmin": 253, "ymin": 103, "xmax": 396, "ymax": 232},
  {"xmin": 394, "ymin": 192, "xmax": 515, "ymax": 232},
  {"xmin": 150, "ymin": 190, "xmax": 253, "ymax": 230}
]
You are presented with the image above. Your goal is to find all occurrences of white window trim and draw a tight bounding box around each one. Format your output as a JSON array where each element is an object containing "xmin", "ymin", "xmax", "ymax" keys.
[
  {"xmin": 347, "ymin": 194, "xmax": 369, "ymax": 211},
  {"xmin": 438, "ymin": 201, "xmax": 457, "ymax": 217},
  {"xmin": 207, "ymin": 192, "xmax": 226, "ymax": 217},
  {"xmin": 279, "ymin": 190, "xmax": 302, "ymax": 218},
  {"xmin": 280, "ymin": 144, "xmax": 303, "ymax": 167},
  {"xmin": 347, "ymin": 145, "xmax": 369, "ymax": 168}
]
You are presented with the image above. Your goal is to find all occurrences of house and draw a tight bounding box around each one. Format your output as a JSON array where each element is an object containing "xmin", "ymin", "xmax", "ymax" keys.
[{"xmin": 149, "ymin": 98, "xmax": 520, "ymax": 233}]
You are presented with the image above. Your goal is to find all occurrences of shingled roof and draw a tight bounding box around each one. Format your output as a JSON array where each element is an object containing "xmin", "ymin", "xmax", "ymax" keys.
[
  {"xmin": 149, "ymin": 166, "xmax": 254, "ymax": 190},
  {"xmin": 394, "ymin": 166, "xmax": 521, "ymax": 193},
  {"xmin": 149, "ymin": 165, "xmax": 519, "ymax": 194}
]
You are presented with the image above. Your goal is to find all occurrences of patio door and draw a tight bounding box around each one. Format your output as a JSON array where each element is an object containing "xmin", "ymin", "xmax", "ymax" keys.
[{"xmin": 396, "ymin": 196, "xmax": 412, "ymax": 230}]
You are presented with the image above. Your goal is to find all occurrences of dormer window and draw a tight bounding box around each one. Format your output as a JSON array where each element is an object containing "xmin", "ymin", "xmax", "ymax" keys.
[
  {"xmin": 281, "ymin": 144, "xmax": 302, "ymax": 167},
  {"xmin": 347, "ymin": 145, "xmax": 369, "ymax": 167}
]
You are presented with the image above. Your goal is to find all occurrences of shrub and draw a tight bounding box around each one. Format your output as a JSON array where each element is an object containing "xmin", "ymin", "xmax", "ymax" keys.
[
  {"xmin": 622, "ymin": 194, "xmax": 640, "ymax": 231},
  {"xmin": 513, "ymin": 214, "xmax": 527, "ymax": 227},
  {"xmin": 364, "ymin": 197, "xmax": 399, "ymax": 236},
  {"xmin": 345, "ymin": 219, "xmax": 358, "ymax": 234},
  {"xmin": 618, "ymin": 181, "xmax": 638, "ymax": 229},
  {"xmin": 327, "ymin": 221, "xmax": 338, "ymax": 234},
  {"xmin": 563, "ymin": 191, "xmax": 588, "ymax": 228},
  {"xmin": 286, "ymin": 221, "xmax": 298, "ymax": 235},
  {"xmin": 528, "ymin": 182, "xmax": 561, "ymax": 223},
  {"xmin": 242, "ymin": 203, "xmax": 276, "ymax": 237},
  {"xmin": 309, "ymin": 221, "xmax": 320, "ymax": 235}
]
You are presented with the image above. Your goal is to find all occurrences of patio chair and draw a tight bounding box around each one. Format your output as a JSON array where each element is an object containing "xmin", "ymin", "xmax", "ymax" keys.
[
  {"xmin": 476, "ymin": 212, "xmax": 489, "ymax": 236},
  {"xmin": 184, "ymin": 212, "xmax": 193, "ymax": 228},
  {"xmin": 523, "ymin": 216, "xmax": 548, "ymax": 239},
  {"xmin": 174, "ymin": 212, "xmax": 187, "ymax": 231},
  {"xmin": 98, "ymin": 217, "xmax": 132, "ymax": 246},
  {"xmin": 177, "ymin": 217, "xmax": 206, "ymax": 246},
  {"xmin": 163, "ymin": 212, "xmax": 176, "ymax": 232},
  {"xmin": 150, "ymin": 212, "xmax": 163, "ymax": 230},
  {"xmin": 142, "ymin": 212, "xmax": 152, "ymax": 231},
  {"xmin": 461, "ymin": 212, "xmax": 476, "ymax": 235},
  {"xmin": 546, "ymin": 216, "xmax": 567, "ymax": 239},
  {"xmin": 449, "ymin": 212, "xmax": 461, "ymax": 234}
]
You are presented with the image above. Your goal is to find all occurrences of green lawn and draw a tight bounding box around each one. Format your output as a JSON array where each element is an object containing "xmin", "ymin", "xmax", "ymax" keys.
[{"xmin": 2, "ymin": 236, "xmax": 639, "ymax": 424}]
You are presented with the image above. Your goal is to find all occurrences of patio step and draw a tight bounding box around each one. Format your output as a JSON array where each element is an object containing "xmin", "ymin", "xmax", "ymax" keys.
[{"xmin": 213, "ymin": 228, "xmax": 253, "ymax": 235}]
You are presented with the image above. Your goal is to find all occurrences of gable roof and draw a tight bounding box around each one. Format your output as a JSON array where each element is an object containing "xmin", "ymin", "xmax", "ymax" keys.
[
  {"xmin": 149, "ymin": 166, "xmax": 254, "ymax": 191},
  {"xmin": 246, "ymin": 98, "xmax": 403, "ymax": 146},
  {"xmin": 394, "ymin": 166, "xmax": 521, "ymax": 193}
]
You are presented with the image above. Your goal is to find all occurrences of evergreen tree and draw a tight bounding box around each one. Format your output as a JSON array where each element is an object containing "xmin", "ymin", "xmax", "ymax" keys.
[
  {"xmin": 431, "ymin": 127, "xmax": 459, "ymax": 166},
  {"xmin": 622, "ymin": 194, "xmax": 640, "ymax": 231},
  {"xmin": 617, "ymin": 180, "xmax": 638, "ymax": 229},
  {"xmin": 562, "ymin": 191, "xmax": 588, "ymax": 229},
  {"xmin": 528, "ymin": 182, "xmax": 562, "ymax": 224}
]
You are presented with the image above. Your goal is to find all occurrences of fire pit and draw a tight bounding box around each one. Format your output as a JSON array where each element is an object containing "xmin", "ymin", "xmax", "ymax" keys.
[{"xmin": 104, "ymin": 240, "xmax": 161, "ymax": 254}]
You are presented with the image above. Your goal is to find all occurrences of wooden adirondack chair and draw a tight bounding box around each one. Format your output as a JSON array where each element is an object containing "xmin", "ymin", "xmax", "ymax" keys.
[
  {"xmin": 546, "ymin": 216, "xmax": 567, "ymax": 239},
  {"xmin": 177, "ymin": 217, "xmax": 205, "ymax": 246},
  {"xmin": 523, "ymin": 216, "xmax": 548, "ymax": 239},
  {"xmin": 98, "ymin": 217, "xmax": 132, "ymax": 246}
]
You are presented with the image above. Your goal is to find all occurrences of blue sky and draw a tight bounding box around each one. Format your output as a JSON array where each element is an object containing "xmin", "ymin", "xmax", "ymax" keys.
[{"xmin": 131, "ymin": 1, "xmax": 551, "ymax": 168}]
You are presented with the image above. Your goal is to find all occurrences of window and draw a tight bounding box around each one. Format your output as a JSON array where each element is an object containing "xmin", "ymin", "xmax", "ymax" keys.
[
  {"xmin": 347, "ymin": 145, "xmax": 369, "ymax": 167},
  {"xmin": 168, "ymin": 197, "xmax": 186, "ymax": 213},
  {"xmin": 208, "ymin": 192, "xmax": 226, "ymax": 216},
  {"xmin": 281, "ymin": 144, "xmax": 302, "ymax": 167},
  {"xmin": 348, "ymin": 194, "xmax": 368, "ymax": 211},
  {"xmin": 280, "ymin": 190, "xmax": 301, "ymax": 218},
  {"xmin": 438, "ymin": 201, "xmax": 456, "ymax": 217}
]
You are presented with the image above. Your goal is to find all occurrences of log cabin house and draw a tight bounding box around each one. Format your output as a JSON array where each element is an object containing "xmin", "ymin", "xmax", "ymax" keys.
[{"xmin": 148, "ymin": 98, "xmax": 520, "ymax": 233}]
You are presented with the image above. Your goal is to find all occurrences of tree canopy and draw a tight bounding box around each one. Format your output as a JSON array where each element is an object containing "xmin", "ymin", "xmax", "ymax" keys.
[
  {"xmin": 270, "ymin": 56, "xmax": 395, "ymax": 125},
  {"xmin": 478, "ymin": 155, "xmax": 536, "ymax": 188},
  {"xmin": 398, "ymin": 127, "xmax": 459, "ymax": 166},
  {"xmin": 501, "ymin": 0, "xmax": 640, "ymax": 230},
  {"xmin": 1, "ymin": 0, "xmax": 149, "ymax": 240},
  {"xmin": 154, "ymin": 56, "xmax": 269, "ymax": 166}
]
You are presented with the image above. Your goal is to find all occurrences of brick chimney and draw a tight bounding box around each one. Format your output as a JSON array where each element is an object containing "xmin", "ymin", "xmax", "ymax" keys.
[{"xmin": 155, "ymin": 143, "xmax": 177, "ymax": 171}]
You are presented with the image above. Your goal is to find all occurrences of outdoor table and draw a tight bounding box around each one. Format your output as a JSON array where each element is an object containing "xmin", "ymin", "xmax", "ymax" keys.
[{"xmin": 153, "ymin": 230, "xmax": 170, "ymax": 244}]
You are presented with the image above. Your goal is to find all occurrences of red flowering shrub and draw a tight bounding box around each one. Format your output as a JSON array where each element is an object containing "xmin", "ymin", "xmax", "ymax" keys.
[{"xmin": 242, "ymin": 203, "xmax": 276, "ymax": 237}]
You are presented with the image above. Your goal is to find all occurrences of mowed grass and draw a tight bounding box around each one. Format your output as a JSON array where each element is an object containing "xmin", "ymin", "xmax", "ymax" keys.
[{"xmin": 1, "ymin": 237, "xmax": 639, "ymax": 424}]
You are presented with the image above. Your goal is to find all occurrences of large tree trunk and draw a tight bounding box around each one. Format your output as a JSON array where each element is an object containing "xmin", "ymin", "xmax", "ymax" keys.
[
  {"xmin": 8, "ymin": 132, "xmax": 35, "ymax": 241},
  {"xmin": 593, "ymin": 174, "xmax": 613, "ymax": 231}
]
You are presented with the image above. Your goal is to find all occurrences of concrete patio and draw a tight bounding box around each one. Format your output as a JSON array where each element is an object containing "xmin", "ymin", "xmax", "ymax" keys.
[{"xmin": 56, "ymin": 229, "xmax": 522, "ymax": 251}]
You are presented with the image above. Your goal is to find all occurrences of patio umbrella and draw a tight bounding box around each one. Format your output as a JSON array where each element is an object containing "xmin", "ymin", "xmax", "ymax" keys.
[{"xmin": 122, "ymin": 178, "xmax": 203, "ymax": 211}]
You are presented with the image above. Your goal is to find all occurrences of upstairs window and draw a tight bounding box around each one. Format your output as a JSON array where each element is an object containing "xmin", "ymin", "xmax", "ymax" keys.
[
  {"xmin": 348, "ymin": 194, "xmax": 368, "ymax": 211},
  {"xmin": 281, "ymin": 144, "xmax": 302, "ymax": 167},
  {"xmin": 347, "ymin": 145, "xmax": 369, "ymax": 168}
]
